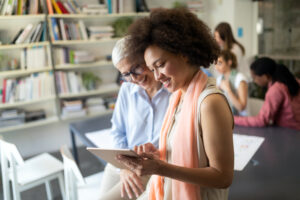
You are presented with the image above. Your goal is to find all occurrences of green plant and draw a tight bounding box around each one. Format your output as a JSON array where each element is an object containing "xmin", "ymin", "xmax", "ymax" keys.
[
  {"xmin": 173, "ymin": 1, "xmax": 187, "ymax": 8},
  {"xmin": 112, "ymin": 17, "xmax": 133, "ymax": 37},
  {"xmin": 82, "ymin": 72, "xmax": 101, "ymax": 90}
]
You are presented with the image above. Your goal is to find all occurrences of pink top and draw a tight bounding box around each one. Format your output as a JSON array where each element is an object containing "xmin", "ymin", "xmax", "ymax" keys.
[{"xmin": 234, "ymin": 81, "xmax": 300, "ymax": 130}]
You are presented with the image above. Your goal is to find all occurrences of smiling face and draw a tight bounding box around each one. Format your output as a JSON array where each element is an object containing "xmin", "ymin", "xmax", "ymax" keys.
[
  {"xmin": 116, "ymin": 57, "xmax": 158, "ymax": 90},
  {"xmin": 144, "ymin": 45, "xmax": 197, "ymax": 93}
]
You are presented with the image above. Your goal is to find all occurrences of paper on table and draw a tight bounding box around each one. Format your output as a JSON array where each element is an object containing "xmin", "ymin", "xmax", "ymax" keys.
[
  {"xmin": 86, "ymin": 128, "xmax": 114, "ymax": 148},
  {"xmin": 233, "ymin": 133, "xmax": 265, "ymax": 171},
  {"xmin": 85, "ymin": 130, "xmax": 264, "ymax": 171}
]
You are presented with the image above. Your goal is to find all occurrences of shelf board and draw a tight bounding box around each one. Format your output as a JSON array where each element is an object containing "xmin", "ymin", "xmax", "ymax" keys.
[
  {"xmin": 55, "ymin": 60, "xmax": 113, "ymax": 70},
  {"xmin": 59, "ymin": 83, "xmax": 119, "ymax": 99},
  {"xmin": 51, "ymin": 38, "xmax": 120, "ymax": 45},
  {"xmin": 0, "ymin": 14, "xmax": 46, "ymax": 20},
  {"xmin": 0, "ymin": 96, "xmax": 56, "ymax": 109},
  {"xmin": 0, "ymin": 116, "xmax": 59, "ymax": 133},
  {"xmin": 258, "ymin": 54, "xmax": 300, "ymax": 61},
  {"xmin": 0, "ymin": 41, "xmax": 50, "ymax": 50},
  {"xmin": 61, "ymin": 109, "xmax": 113, "ymax": 122},
  {"xmin": 48, "ymin": 12, "xmax": 149, "ymax": 19},
  {"xmin": 0, "ymin": 67, "xmax": 53, "ymax": 77}
]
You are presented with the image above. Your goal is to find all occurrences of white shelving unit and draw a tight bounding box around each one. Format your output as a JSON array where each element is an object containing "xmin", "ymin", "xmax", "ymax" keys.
[
  {"xmin": 0, "ymin": 2, "xmax": 156, "ymax": 133},
  {"xmin": 0, "ymin": 14, "xmax": 58, "ymax": 133},
  {"xmin": 0, "ymin": 116, "xmax": 59, "ymax": 134}
]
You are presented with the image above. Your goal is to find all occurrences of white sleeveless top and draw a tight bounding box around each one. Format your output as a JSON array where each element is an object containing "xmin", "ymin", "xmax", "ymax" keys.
[{"xmin": 138, "ymin": 78, "xmax": 230, "ymax": 200}]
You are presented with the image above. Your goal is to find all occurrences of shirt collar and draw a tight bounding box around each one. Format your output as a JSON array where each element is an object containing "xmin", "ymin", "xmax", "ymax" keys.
[{"xmin": 130, "ymin": 83, "xmax": 169, "ymax": 96}]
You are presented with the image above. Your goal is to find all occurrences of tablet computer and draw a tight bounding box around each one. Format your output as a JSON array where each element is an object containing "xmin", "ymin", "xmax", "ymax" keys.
[{"xmin": 87, "ymin": 147, "xmax": 139, "ymax": 169}]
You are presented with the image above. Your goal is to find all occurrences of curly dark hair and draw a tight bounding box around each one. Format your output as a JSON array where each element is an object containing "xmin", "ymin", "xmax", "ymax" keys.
[{"xmin": 125, "ymin": 8, "xmax": 220, "ymax": 68}]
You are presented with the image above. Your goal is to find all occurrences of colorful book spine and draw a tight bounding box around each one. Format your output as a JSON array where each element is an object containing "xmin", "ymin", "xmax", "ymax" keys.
[
  {"xmin": 46, "ymin": 0, "xmax": 53, "ymax": 14},
  {"xmin": 51, "ymin": 0, "xmax": 62, "ymax": 14}
]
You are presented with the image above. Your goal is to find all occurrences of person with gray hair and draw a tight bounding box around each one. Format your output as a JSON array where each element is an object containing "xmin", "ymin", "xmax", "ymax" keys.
[{"xmin": 99, "ymin": 37, "xmax": 170, "ymax": 199}]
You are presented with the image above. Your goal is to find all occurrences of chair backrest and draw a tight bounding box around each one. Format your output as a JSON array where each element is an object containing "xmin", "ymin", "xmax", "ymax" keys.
[
  {"xmin": 60, "ymin": 145, "xmax": 85, "ymax": 200},
  {"xmin": 0, "ymin": 139, "xmax": 25, "ymax": 200}
]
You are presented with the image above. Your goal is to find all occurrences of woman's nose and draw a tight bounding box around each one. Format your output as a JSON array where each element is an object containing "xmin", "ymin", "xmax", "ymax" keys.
[{"xmin": 153, "ymin": 69, "xmax": 162, "ymax": 81}]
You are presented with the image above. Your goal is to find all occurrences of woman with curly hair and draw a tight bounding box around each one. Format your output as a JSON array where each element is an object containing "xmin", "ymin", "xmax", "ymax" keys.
[{"xmin": 117, "ymin": 8, "xmax": 234, "ymax": 200}]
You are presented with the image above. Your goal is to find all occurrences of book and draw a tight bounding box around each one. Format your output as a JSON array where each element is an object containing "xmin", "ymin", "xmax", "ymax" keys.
[
  {"xmin": 51, "ymin": 18, "xmax": 60, "ymax": 40},
  {"xmin": 58, "ymin": 19, "xmax": 67, "ymax": 40},
  {"xmin": 46, "ymin": 0, "xmax": 53, "ymax": 14},
  {"xmin": 10, "ymin": 28, "xmax": 24, "ymax": 44},
  {"xmin": 51, "ymin": 0, "xmax": 62, "ymax": 14},
  {"xmin": 15, "ymin": 23, "xmax": 33, "ymax": 44},
  {"xmin": 78, "ymin": 20, "xmax": 88, "ymax": 40},
  {"xmin": 56, "ymin": 1, "xmax": 69, "ymax": 14}
]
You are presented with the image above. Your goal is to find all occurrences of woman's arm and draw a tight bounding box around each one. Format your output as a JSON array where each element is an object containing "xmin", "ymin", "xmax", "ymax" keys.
[
  {"xmin": 158, "ymin": 94, "xmax": 233, "ymax": 188},
  {"xmin": 118, "ymin": 94, "xmax": 234, "ymax": 188},
  {"xmin": 226, "ymin": 80, "xmax": 248, "ymax": 111},
  {"xmin": 234, "ymin": 83, "xmax": 284, "ymax": 127}
]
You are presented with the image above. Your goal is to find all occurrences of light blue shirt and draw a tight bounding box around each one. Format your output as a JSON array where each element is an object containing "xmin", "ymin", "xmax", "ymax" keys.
[{"xmin": 110, "ymin": 82, "xmax": 170, "ymax": 149}]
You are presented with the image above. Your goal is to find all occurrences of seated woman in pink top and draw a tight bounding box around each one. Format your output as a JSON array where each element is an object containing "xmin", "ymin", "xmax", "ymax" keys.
[{"xmin": 234, "ymin": 57, "xmax": 300, "ymax": 130}]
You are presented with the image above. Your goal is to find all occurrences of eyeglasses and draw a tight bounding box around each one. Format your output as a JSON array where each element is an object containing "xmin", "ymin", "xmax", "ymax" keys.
[{"xmin": 121, "ymin": 64, "xmax": 145, "ymax": 82}]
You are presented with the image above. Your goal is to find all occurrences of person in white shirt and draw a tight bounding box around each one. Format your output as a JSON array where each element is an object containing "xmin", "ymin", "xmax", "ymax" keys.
[
  {"xmin": 215, "ymin": 50, "xmax": 248, "ymax": 116},
  {"xmin": 214, "ymin": 22, "xmax": 250, "ymax": 78}
]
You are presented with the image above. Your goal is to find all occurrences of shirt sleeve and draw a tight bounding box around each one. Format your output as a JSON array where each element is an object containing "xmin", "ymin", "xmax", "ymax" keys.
[
  {"xmin": 110, "ymin": 84, "xmax": 128, "ymax": 149},
  {"xmin": 234, "ymin": 84, "xmax": 284, "ymax": 127},
  {"xmin": 234, "ymin": 73, "xmax": 248, "ymax": 89}
]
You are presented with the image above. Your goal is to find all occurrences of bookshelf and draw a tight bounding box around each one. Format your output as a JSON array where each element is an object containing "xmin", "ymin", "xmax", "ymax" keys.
[
  {"xmin": 0, "ymin": 11, "xmax": 58, "ymax": 132},
  {"xmin": 0, "ymin": 0, "xmax": 201, "ymax": 132}
]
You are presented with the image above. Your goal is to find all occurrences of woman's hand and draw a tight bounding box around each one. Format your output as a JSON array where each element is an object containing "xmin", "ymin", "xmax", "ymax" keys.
[
  {"xmin": 134, "ymin": 143, "xmax": 160, "ymax": 159},
  {"xmin": 116, "ymin": 143, "xmax": 163, "ymax": 176},
  {"xmin": 220, "ymin": 79, "xmax": 231, "ymax": 93},
  {"xmin": 120, "ymin": 169, "xmax": 144, "ymax": 199}
]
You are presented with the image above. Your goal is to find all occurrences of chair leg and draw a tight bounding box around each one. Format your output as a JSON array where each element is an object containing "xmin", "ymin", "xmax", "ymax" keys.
[
  {"xmin": 58, "ymin": 173, "xmax": 66, "ymax": 200},
  {"xmin": 2, "ymin": 172, "xmax": 11, "ymax": 200},
  {"xmin": 45, "ymin": 181, "xmax": 53, "ymax": 200},
  {"xmin": 11, "ymin": 182, "xmax": 21, "ymax": 200}
]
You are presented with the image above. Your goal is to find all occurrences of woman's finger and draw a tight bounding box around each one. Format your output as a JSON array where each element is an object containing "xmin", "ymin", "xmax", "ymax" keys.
[
  {"xmin": 131, "ymin": 173, "xmax": 144, "ymax": 193},
  {"xmin": 124, "ymin": 180, "xmax": 133, "ymax": 199},
  {"xmin": 127, "ymin": 176, "xmax": 142, "ymax": 197}
]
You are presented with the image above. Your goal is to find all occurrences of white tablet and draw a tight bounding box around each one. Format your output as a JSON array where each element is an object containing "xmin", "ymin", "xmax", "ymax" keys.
[{"xmin": 87, "ymin": 147, "xmax": 140, "ymax": 169}]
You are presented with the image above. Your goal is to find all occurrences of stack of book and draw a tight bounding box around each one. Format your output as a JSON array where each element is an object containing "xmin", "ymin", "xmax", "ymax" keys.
[
  {"xmin": 51, "ymin": 19, "xmax": 88, "ymax": 41},
  {"xmin": 88, "ymin": 25, "xmax": 114, "ymax": 40},
  {"xmin": 47, "ymin": 0, "xmax": 80, "ymax": 14},
  {"xmin": 61, "ymin": 100, "xmax": 86, "ymax": 118},
  {"xmin": 55, "ymin": 71, "xmax": 85, "ymax": 94},
  {"xmin": 10, "ymin": 22, "xmax": 47, "ymax": 44},
  {"xmin": 0, "ymin": 109, "xmax": 25, "ymax": 128},
  {"xmin": 81, "ymin": 4, "xmax": 107, "ymax": 15},
  {"xmin": 106, "ymin": 0, "xmax": 136, "ymax": 14},
  {"xmin": 20, "ymin": 46, "xmax": 48, "ymax": 69},
  {"xmin": 2, "ymin": 72, "xmax": 54, "ymax": 103},
  {"xmin": 0, "ymin": 0, "xmax": 46, "ymax": 15},
  {"xmin": 86, "ymin": 97, "xmax": 106, "ymax": 114}
]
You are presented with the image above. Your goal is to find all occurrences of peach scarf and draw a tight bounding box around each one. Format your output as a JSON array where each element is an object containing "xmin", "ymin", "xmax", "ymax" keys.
[{"xmin": 150, "ymin": 70, "xmax": 208, "ymax": 200}]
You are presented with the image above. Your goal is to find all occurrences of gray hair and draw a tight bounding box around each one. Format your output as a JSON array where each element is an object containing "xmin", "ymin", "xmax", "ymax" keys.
[{"xmin": 112, "ymin": 37, "xmax": 128, "ymax": 67}]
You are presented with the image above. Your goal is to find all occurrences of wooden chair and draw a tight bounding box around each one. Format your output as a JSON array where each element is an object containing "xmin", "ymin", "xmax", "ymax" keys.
[
  {"xmin": 60, "ymin": 145, "xmax": 103, "ymax": 200},
  {"xmin": 0, "ymin": 139, "xmax": 65, "ymax": 200}
]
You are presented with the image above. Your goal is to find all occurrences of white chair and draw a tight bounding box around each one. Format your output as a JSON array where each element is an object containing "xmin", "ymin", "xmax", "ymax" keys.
[
  {"xmin": 60, "ymin": 145, "xmax": 103, "ymax": 200},
  {"xmin": 0, "ymin": 139, "xmax": 65, "ymax": 200}
]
